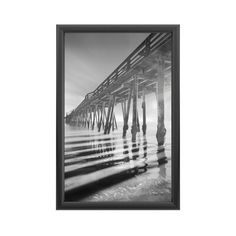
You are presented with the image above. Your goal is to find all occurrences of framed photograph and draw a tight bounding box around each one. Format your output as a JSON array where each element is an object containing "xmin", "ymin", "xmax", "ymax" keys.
[{"xmin": 57, "ymin": 25, "xmax": 180, "ymax": 209}]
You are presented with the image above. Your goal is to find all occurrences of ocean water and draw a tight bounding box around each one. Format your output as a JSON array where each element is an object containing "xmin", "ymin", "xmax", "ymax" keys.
[{"xmin": 64, "ymin": 122, "xmax": 171, "ymax": 202}]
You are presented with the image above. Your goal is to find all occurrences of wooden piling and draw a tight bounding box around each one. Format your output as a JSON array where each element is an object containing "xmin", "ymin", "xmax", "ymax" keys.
[
  {"xmin": 94, "ymin": 105, "xmax": 98, "ymax": 129},
  {"xmin": 96, "ymin": 106, "xmax": 100, "ymax": 130},
  {"xmin": 114, "ymin": 115, "xmax": 117, "ymax": 129},
  {"xmin": 98, "ymin": 103, "xmax": 104, "ymax": 132},
  {"xmin": 107, "ymin": 97, "xmax": 115, "ymax": 134},
  {"xmin": 76, "ymin": 115, "xmax": 79, "ymax": 127},
  {"xmin": 83, "ymin": 111, "xmax": 86, "ymax": 127},
  {"xmin": 142, "ymin": 89, "xmax": 147, "ymax": 135},
  {"xmin": 82, "ymin": 112, "xmax": 84, "ymax": 127},
  {"xmin": 102, "ymin": 103, "xmax": 106, "ymax": 130},
  {"xmin": 86, "ymin": 108, "xmax": 89, "ymax": 128},
  {"xmin": 137, "ymin": 110, "xmax": 140, "ymax": 132},
  {"xmin": 87, "ymin": 108, "xmax": 91, "ymax": 129},
  {"xmin": 156, "ymin": 56, "xmax": 166, "ymax": 146},
  {"xmin": 131, "ymin": 76, "xmax": 138, "ymax": 142},
  {"xmin": 85, "ymin": 110, "xmax": 87, "ymax": 127},
  {"xmin": 112, "ymin": 113, "xmax": 118, "ymax": 131},
  {"xmin": 92, "ymin": 106, "xmax": 96, "ymax": 130},
  {"xmin": 122, "ymin": 88, "xmax": 132, "ymax": 138},
  {"xmin": 104, "ymin": 95, "xmax": 114, "ymax": 134}
]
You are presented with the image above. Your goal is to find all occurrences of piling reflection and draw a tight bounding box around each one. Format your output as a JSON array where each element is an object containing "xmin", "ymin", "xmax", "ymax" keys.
[
  {"xmin": 141, "ymin": 136, "xmax": 148, "ymax": 172},
  {"xmin": 157, "ymin": 145, "xmax": 168, "ymax": 165},
  {"xmin": 159, "ymin": 163, "xmax": 166, "ymax": 179},
  {"xmin": 157, "ymin": 146, "xmax": 167, "ymax": 179},
  {"xmin": 65, "ymin": 128, "xmax": 171, "ymax": 199},
  {"xmin": 123, "ymin": 137, "xmax": 129, "ymax": 162},
  {"xmin": 65, "ymin": 133, "xmax": 167, "ymax": 177},
  {"xmin": 131, "ymin": 141, "xmax": 139, "ymax": 160},
  {"xmin": 143, "ymin": 136, "xmax": 147, "ymax": 158}
]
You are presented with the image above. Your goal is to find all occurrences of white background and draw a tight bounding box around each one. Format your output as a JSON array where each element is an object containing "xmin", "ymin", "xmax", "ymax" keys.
[{"xmin": 0, "ymin": 0, "xmax": 236, "ymax": 235}]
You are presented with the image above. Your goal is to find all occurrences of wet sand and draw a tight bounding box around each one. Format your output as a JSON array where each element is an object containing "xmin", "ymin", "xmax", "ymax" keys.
[
  {"xmin": 82, "ymin": 161, "xmax": 171, "ymax": 202},
  {"xmin": 64, "ymin": 123, "xmax": 171, "ymax": 202}
]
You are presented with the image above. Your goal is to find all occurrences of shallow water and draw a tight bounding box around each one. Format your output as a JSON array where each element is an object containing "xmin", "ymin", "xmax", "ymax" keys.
[{"xmin": 64, "ymin": 122, "xmax": 171, "ymax": 202}]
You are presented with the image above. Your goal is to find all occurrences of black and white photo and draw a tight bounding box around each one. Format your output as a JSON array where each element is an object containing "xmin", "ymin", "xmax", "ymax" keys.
[{"xmin": 56, "ymin": 25, "xmax": 180, "ymax": 209}]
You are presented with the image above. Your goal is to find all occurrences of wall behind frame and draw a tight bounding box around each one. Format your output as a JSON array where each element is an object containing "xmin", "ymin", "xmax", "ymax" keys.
[{"xmin": 0, "ymin": 1, "xmax": 236, "ymax": 236}]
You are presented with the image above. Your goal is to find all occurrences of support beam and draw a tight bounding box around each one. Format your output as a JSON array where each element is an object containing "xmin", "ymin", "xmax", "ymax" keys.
[
  {"xmin": 92, "ymin": 106, "xmax": 97, "ymax": 130},
  {"xmin": 94, "ymin": 105, "xmax": 98, "ymax": 129},
  {"xmin": 98, "ymin": 103, "xmax": 104, "ymax": 132},
  {"xmin": 82, "ymin": 112, "xmax": 84, "ymax": 127},
  {"xmin": 121, "ymin": 101, "xmax": 126, "ymax": 121},
  {"xmin": 122, "ymin": 88, "xmax": 132, "ymax": 138},
  {"xmin": 80, "ymin": 112, "xmax": 82, "ymax": 127},
  {"xmin": 84, "ymin": 110, "xmax": 86, "ymax": 128},
  {"xmin": 85, "ymin": 109, "xmax": 87, "ymax": 128},
  {"xmin": 107, "ymin": 97, "xmax": 115, "ymax": 134},
  {"xmin": 96, "ymin": 106, "xmax": 100, "ymax": 129},
  {"xmin": 79, "ymin": 115, "xmax": 81, "ymax": 127},
  {"xmin": 102, "ymin": 105, "xmax": 106, "ymax": 130},
  {"xmin": 137, "ymin": 110, "xmax": 140, "ymax": 132},
  {"xmin": 142, "ymin": 89, "xmax": 147, "ymax": 135},
  {"xmin": 111, "ymin": 100, "xmax": 118, "ymax": 131},
  {"xmin": 112, "ymin": 113, "xmax": 118, "ymax": 131},
  {"xmin": 104, "ymin": 95, "xmax": 114, "ymax": 134},
  {"xmin": 88, "ymin": 108, "xmax": 92, "ymax": 129},
  {"xmin": 86, "ymin": 108, "xmax": 89, "ymax": 128},
  {"xmin": 76, "ymin": 115, "xmax": 79, "ymax": 127},
  {"xmin": 83, "ymin": 111, "xmax": 86, "ymax": 127},
  {"xmin": 156, "ymin": 56, "xmax": 166, "ymax": 146},
  {"xmin": 81, "ymin": 111, "xmax": 83, "ymax": 127},
  {"xmin": 131, "ymin": 76, "xmax": 138, "ymax": 142},
  {"xmin": 114, "ymin": 115, "xmax": 118, "ymax": 129},
  {"xmin": 112, "ymin": 114, "xmax": 115, "ymax": 131}
]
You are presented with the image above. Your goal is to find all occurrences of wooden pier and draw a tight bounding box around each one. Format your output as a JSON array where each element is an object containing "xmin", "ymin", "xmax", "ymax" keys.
[{"xmin": 66, "ymin": 32, "xmax": 171, "ymax": 145}]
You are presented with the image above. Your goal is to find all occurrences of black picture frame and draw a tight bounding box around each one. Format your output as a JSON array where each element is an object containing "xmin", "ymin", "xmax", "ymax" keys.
[{"xmin": 57, "ymin": 25, "xmax": 180, "ymax": 210}]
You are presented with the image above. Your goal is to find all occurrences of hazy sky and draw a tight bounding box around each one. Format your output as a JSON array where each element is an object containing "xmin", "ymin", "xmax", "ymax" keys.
[{"xmin": 65, "ymin": 33, "xmax": 171, "ymax": 125}]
